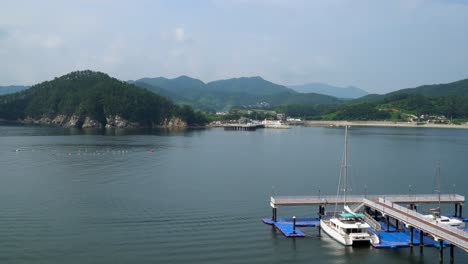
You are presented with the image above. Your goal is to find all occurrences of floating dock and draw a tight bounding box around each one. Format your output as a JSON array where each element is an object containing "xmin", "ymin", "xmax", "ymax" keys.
[
  {"xmin": 262, "ymin": 217, "xmax": 320, "ymax": 237},
  {"xmin": 264, "ymin": 193, "xmax": 468, "ymax": 262}
]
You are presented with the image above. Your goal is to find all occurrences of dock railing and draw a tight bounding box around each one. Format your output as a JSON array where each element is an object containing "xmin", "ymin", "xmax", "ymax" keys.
[
  {"xmin": 271, "ymin": 194, "xmax": 464, "ymax": 207},
  {"xmin": 364, "ymin": 198, "xmax": 468, "ymax": 251},
  {"xmin": 363, "ymin": 211, "xmax": 382, "ymax": 231}
]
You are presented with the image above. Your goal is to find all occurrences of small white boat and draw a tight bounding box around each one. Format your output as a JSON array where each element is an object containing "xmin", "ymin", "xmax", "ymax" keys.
[
  {"xmin": 423, "ymin": 163, "xmax": 465, "ymax": 228},
  {"xmin": 422, "ymin": 209, "xmax": 465, "ymax": 228}
]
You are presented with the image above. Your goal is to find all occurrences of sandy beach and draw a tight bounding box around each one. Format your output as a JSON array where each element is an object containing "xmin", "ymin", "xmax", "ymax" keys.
[{"xmin": 304, "ymin": 120, "xmax": 468, "ymax": 129}]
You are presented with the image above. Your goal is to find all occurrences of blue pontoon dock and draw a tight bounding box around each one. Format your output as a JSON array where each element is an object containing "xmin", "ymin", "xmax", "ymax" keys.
[{"xmin": 263, "ymin": 193, "xmax": 468, "ymax": 262}]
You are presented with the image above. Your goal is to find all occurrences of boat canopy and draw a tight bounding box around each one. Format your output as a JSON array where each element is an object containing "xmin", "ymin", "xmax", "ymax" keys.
[{"xmin": 339, "ymin": 213, "xmax": 364, "ymax": 218}]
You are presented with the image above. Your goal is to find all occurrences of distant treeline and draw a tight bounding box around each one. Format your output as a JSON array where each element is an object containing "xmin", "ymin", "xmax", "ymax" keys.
[{"xmin": 272, "ymin": 94, "xmax": 468, "ymax": 120}]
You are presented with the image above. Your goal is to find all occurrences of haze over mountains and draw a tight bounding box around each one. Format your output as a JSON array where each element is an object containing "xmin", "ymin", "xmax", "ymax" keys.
[
  {"xmin": 130, "ymin": 76, "xmax": 340, "ymax": 111},
  {"xmin": 0, "ymin": 85, "xmax": 30, "ymax": 95},
  {"xmin": 288, "ymin": 83, "xmax": 368, "ymax": 99}
]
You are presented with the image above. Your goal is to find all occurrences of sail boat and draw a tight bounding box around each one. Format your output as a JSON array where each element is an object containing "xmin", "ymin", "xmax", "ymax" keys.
[
  {"xmin": 422, "ymin": 162, "xmax": 464, "ymax": 228},
  {"xmin": 319, "ymin": 126, "xmax": 380, "ymax": 246}
]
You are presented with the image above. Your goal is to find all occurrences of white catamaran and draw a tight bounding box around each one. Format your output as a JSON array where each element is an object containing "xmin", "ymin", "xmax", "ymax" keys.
[{"xmin": 320, "ymin": 126, "xmax": 380, "ymax": 246}]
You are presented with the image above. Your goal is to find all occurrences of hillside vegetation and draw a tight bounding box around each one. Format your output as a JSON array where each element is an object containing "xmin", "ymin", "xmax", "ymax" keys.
[
  {"xmin": 274, "ymin": 77, "xmax": 468, "ymax": 121},
  {"xmin": 0, "ymin": 71, "xmax": 206, "ymax": 128},
  {"xmin": 132, "ymin": 76, "xmax": 343, "ymax": 111}
]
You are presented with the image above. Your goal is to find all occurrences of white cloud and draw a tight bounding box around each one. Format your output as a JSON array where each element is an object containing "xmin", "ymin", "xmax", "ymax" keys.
[
  {"xmin": 40, "ymin": 35, "xmax": 63, "ymax": 49},
  {"xmin": 174, "ymin": 27, "xmax": 186, "ymax": 42}
]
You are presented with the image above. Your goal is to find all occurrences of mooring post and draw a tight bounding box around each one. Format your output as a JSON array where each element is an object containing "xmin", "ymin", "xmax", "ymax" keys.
[
  {"xmin": 318, "ymin": 205, "xmax": 322, "ymax": 237},
  {"xmin": 450, "ymin": 244, "xmax": 454, "ymax": 263},
  {"xmin": 386, "ymin": 215, "xmax": 389, "ymax": 232},
  {"xmin": 410, "ymin": 226, "xmax": 414, "ymax": 248},
  {"xmin": 460, "ymin": 204, "xmax": 463, "ymax": 218},
  {"xmin": 439, "ymin": 240, "xmax": 444, "ymax": 263},
  {"xmin": 272, "ymin": 208, "xmax": 277, "ymax": 222},
  {"xmin": 420, "ymin": 230, "xmax": 424, "ymax": 252},
  {"xmin": 292, "ymin": 216, "xmax": 296, "ymax": 234},
  {"xmin": 455, "ymin": 203, "xmax": 459, "ymax": 218},
  {"xmin": 395, "ymin": 219, "xmax": 399, "ymax": 231}
]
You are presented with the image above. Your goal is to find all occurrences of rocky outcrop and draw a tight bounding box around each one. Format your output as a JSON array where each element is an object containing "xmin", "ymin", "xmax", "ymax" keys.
[
  {"xmin": 64, "ymin": 115, "xmax": 83, "ymax": 128},
  {"xmin": 105, "ymin": 115, "xmax": 141, "ymax": 128},
  {"xmin": 82, "ymin": 117, "xmax": 102, "ymax": 128},
  {"xmin": 159, "ymin": 117, "xmax": 187, "ymax": 129},
  {"xmin": 20, "ymin": 115, "xmax": 193, "ymax": 129},
  {"xmin": 23, "ymin": 116, "xmax": 53, "ymax": 126},
  {"xmin": 23, "ymin": 115, "xmax": 90, "ymax": 128},
  {"xmin": 51, "ymin": 115, "xmax": 67, "ymax": 126}
]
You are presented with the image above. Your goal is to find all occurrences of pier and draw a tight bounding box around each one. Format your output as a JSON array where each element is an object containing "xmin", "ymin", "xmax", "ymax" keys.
[
  {"xmin": 270, "ymin": 194, "xmax": 465, "ymax": 207},
  {"xmin": 223, "ymin": 123, "xmax": 264, "ymax": 131},
  {"xmin": 264, "ymin": 193, "xmax": 467, "ymax": 262}
]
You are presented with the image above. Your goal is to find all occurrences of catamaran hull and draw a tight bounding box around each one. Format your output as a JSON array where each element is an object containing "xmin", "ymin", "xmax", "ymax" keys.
[
  {"xmin": 320, "ymin": 219, "xmax": 353, "ymax": 246},
  {"xmin": 320, "ymin": 219, "xmax": 378, "ymax": 246}
]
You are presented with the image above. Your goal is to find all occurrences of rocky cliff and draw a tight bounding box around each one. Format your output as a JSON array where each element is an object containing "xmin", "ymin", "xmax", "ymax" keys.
[{"xmin": 21, "ymin": 115, "xmax": 189, "ymax": 129}]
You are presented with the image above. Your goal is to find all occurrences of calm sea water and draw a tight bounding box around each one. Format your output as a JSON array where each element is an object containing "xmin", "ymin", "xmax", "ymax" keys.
[{"xmin": 0, "ymin": 125, "xmax": 466, "ymax": 263}]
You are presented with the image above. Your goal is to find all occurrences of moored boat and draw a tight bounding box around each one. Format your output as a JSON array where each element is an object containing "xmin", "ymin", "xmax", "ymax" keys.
[{"xmin": 320, "ymin": 126, "xmax": 379, "ymax": 246}]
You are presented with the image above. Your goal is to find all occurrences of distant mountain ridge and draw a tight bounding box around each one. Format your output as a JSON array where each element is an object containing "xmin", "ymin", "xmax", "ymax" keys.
[
  {"xmin": 0, "ymin": 85, "xmax": 30, "ymax": 95},
  {"xmin": 206, "ymin": 76, "xmax": 296, "ymax": 95},
  {"xmin": 353, "ymin": 78, "xmax": 468, "ymax": 103},
  {"xmin": 132, "ymin": 76, "xmax": 340, "ymax": 111},
  {"xmin": 288, "ymin": 83, "xmax": 368, "ymax": 99}
]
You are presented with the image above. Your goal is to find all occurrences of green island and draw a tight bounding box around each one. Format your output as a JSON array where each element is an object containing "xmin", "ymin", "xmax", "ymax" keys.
[{"xmin": 0, "ymin": 71, "xmax": 206, "ymax": 128}]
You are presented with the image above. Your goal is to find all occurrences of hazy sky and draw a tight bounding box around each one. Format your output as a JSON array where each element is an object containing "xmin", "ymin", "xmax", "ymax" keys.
[{"xmin": 1, "ymin": 0, "xmax": 467, "ymax": 93}]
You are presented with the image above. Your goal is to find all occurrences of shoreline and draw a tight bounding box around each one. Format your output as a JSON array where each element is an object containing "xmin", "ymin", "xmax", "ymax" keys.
[{"xmin": 304, "ymin": 120, "xmax": 468, "ymax": 129}]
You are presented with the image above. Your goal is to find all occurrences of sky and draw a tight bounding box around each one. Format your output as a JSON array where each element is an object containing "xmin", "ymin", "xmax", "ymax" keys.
[{"xmin": 1, "ymin": 0, "xmax": 467, "ymax": 94}]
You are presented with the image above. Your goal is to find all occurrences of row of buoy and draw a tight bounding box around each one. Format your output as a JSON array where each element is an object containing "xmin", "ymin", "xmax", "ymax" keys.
[
  {"xmin": 15, "ymin": 149, "xmax": 134, "ymax": 155},
  {"xmin": 15, "ymin": 148, "xmax": 157, "ymax": 155}
]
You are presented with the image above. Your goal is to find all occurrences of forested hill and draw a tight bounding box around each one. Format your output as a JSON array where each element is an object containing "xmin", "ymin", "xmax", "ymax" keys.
[
  {"xmin": 0, "ymin": 71, "xmax": 206, "ymax": 128},
  {"xmin": 205, "ymin": 76, "xmax": 295, "ymax": 95},
  {"xmin": 132, "ymin": 75, "xmax": 340, "ymax": 111},
  {"xmin": 330, "ymin": 77, "xmax": 468, "ymax": 121},
  {"xmin": 354, "ymin": 78, "xmax": 468, "ymax": 103}
]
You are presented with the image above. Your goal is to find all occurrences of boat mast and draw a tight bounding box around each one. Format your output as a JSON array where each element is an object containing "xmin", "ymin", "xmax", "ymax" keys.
[
  {"xmin": 436, "ymin": 160, "xmax": 441, "ymax": 208},
  {"xmin": 344, "ymin": 126, "xmax": 348, "ymax": 207}
]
